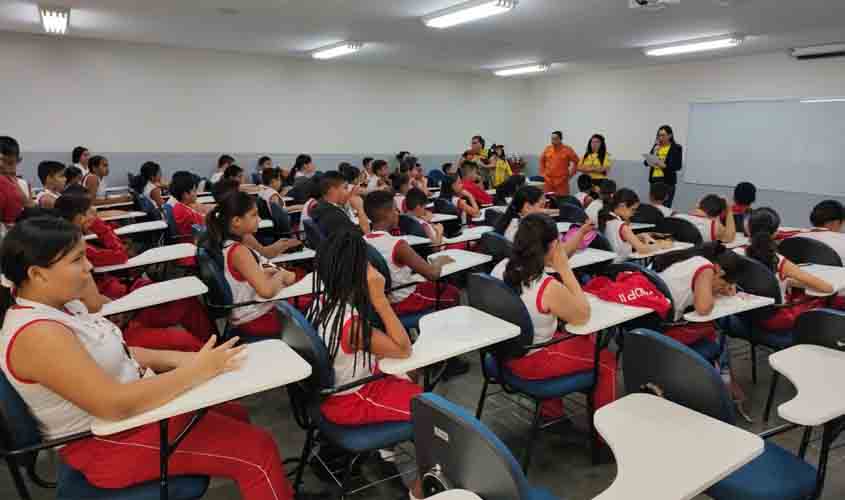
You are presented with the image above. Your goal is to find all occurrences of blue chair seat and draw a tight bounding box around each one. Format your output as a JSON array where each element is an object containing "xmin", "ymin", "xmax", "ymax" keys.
[
  {"xmin": 483, "ymin": 354, "xmax": 594, "ymax": 400},
  {"xmin": 753, "ymin": 328, "xmax": 796, "ymax": 350},
  {"xmin": 706, "ymin": 441, "xmax": 817, "ymax": 500},
  {"xmin": 57, "ymin": 461, "xmax": 208, "ymax": 500},
  {"xmin": 689, "ymin": 339, "xmax": 721, "ymax": 361},
  {"xmin": 318, "ymin": 417, "xmax": 413, "ymax": 454},
  {"xmin": 528, "ymin": 487, "xmax": 562, "ymax": 500}
]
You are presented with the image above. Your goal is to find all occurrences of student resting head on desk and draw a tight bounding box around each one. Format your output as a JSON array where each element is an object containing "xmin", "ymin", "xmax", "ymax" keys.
[
  {"xmin": 205, "ymin": 191, "xmax": 298, "ymax": 337},
  {"xmin": 363, "ymin": 190, "xmax": 459, "ymax": 314},
  {"xmin": 36, "ymin": 160, "xmax": 66, "ymax": 209},
  {"xmin": 439, "ymin": 175, "xmax": 481, "ymax": 224},
  {"xmin": 54, "ymin": 196, "xmax": 214, "ymax": 351},
  {"xmin": 745, "ymin": 207, "xmax": 834, "ymax": 330},
  {"xmin": 675, "ymin": 194, "xmax": 737, "ymax": 244},
  {"xmin": 491, "ymin": 213, "xmax": 618, "ymax": 428},
  {"xmin": 598, "ymin": 188, "xmax": 672, "ymax": 263},
  {"xmin": 0, "ymin": 217, "xmax": 300, "ymax": 500},
  {"xmin": 652, "ymin": 241, "xmax": 743, "ymax": 346},
  {"xmin": 493, "ymin": 173, "xmax": 526, "ymax": 206},
  {"xmin": 307, "ymin": 228, "xmax": 425, "ymax": 500}
]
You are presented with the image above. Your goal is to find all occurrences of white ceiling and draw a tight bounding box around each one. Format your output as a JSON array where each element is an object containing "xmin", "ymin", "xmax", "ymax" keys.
[{"xmin": 1, "ymin": 0, "xmax": 844, "ymax": 75}]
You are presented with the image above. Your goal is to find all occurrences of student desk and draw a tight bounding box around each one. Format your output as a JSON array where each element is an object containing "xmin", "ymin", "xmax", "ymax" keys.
[
  {"xmin": 565, "ymin": 295, "xmax": 653, "ymax": 336},
  {"xmin": 594, "ymin": 393, "xmax": 763, "ymax": 500},
  {"xmin": 630, "ymin": 241, "xmax": 693, "ymax": 260},
  {"xmin": 100, "ymin": 277, "xmax": 208, "ymax": 317},
  {"xmin": 442, "ymin": 226, "xmax": 494, "ymax": 246},
  {"xmin": 400, "ymin": 235, "xmax": 433, "ymax": 246},
  {"xmin": 798, "ymin": 264, "xmax": 845, "ymax": 296},
  {"xmin": 270, "ymin": 248, "xmax": 316, "ymax": 264},
  {"xmin": 256, "ymin": 272, "xmax": 319, "ymax": 302},
  {"xmin": 379, "ymin": 306, "xmax": 519, "ymax": 389},
  {"xmin": 725, "ymin": 234, "xmax": 750, "ymax": 249},
  {"xmin": 97, "ymin": 210, "xmax": 147, "ymax": 222},
  {"xmin": 91, "ymin": 340, "xmax": 312, "ymax": 500},
  {"xmin": 473, "ymin": 206, "xmax": 505, "ymax": 223},
  {"xmin": 96, "ymin": 200, "xmax": 135, "ymax": 210},
  {"xmin": 258, "ymin": 219, "xmax": 274, "ymax": 230},
  {"xmin": 84, "ymin": 220, "xmax": 168, "ymax": 241},
  {"xmin": 683, "ymin": 293, "xmax": 775, "ymax": 322},
  {"xmin": 431, "ymin": 213, "xmax": 458, "ymax": 223},
  {"xmin": 196, "ymin": 195, "xmax": 215, "ymax": 205},
  {"xmin": 428, "ymin": 249, "xmax": 492, "ymax": 278},
  {"xmin": 105, "ymin": 185, "xmax": 130, "ymax": 194},
  {"xmin": 94, "ymin": 243, "xmax": 197, "ymax": 273},
  {"xmin": 427, "ymin": 490, "xmax": 482, "ymax": 500},
  {"xmin": 569, "ymin": 248, "xmax": 618, "ymax": 269},
  {"xmin": 770, "ymin": 344, "xmax": 845, "ymax": 496}
]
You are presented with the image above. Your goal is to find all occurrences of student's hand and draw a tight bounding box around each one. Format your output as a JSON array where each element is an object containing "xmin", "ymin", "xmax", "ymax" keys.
[
  {"xmin": 348, "ymin": 195, "xmax": 365, "ymax": 213},
  {"xmin": 433, "ymin": 223, "xmax": 444, "ymax": 235},
  {"xmin": 421, "ymin": 211, "xmax": 433, "ymax": 222},
  {"xmin": 578, "ymin": 221, "xmax": 594, "ymax": 235},
  {"xmin": 551, "ymin": 241, "xmax": 572, "ymax": 272},
  {"xmin": 656, "ymin": 239, "xmax": 674, "ymax": 250},
  {"xmin": 431, "ymin": 256, "xmax": 454, "ymax": 267},
  {"xmin": 188, "ymin": 336, "xmax": 247, "ymax": 384}
]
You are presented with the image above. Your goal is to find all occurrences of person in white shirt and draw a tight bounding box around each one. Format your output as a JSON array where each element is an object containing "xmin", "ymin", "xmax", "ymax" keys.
[
  {"xmin": 648, "ymin": 182, "xmax": 674, "ymax": 218},
  {"xmin": 674, "ymin": 194, "xmax": 736, "ymax": 244},
  {"xmin": 598, "ymin": 188, "xmax": 672, "ymax": 262},
  {"xmin": 586, "ymin": 179, "xmax": 615, "ymax": 225},
  {"xmin": 71, "ymin": 146, "xmax": 90, "ymax": 176},
  {"xmin": 36, "ymin": 161, "xmax": 66, "ymax": 209},
  {"xmin": 367, "ymin": 159, "xmax": 391, "ymax": 193},
  {"xmin": 804, "ymin": 200, "xmax": 845, "ymax": 264},
  {"xmin": 210, "ymin": 154, "xmax": 234, "ymax": 185}
]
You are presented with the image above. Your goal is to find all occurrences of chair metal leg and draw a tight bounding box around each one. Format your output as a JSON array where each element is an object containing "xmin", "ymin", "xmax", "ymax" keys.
[
  {"xmin": 338, "ymin": 453, "xmax": 358, "ymax": 500},
  {"xmin": 812, "ymin": 422, "xmax": 836, "ymax": 500},
  {"xmin": 799, "ymin": 426, "xmax": 813, "ymax": 460},
  {"xmin": 6, "ymin": 458, "xmax": 32, "ymax": 500},
  {"xmin": 475, "ymin": 380, "xmax": 489, "ymax": 420},
  {"xmin": 763, "ymin": 372, "xmax": 780, "ymax": 423},
  {"xmin": 587, "ymin": 392, "xmax": 599, "ymax": 466},
  {"xmin": 521, "ymin": 400, "xmax": 543, "ymax": 476},
  {"xmin": 750, "ymin": 343, "xmax": 758, "ymax": 384},
  {"xmin": 294, "ymin": 428, "xmax": 314, "ymax": 493}
]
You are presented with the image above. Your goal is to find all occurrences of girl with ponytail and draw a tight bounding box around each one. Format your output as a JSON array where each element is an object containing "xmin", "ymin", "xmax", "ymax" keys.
[
  {"xmin": 585, "ymin": 178, "xmax": 616, "ymax": 224},
  {"xmin": 307, "ymin": 229, "xmax": 425, "ymax": 499},
  {"xmin": 492, "ymin": 214, "xmax": 616, "ymax": 430},
  {"xmin": 745, "ymin": 207, "xmax": 833, "ymax": 329},
  {"xmin": 1, "ymin": 217, "xmax": 298, "ymax": 500},
  {"xmin": 599, "ymin": 188, "xmax": 672, "ymax": 263},
  {"xmin": 133, "ymin": 161, "xmax": 166, "ymax": 208},
  {"xmin": 207, "ymin": 191, "xmax": 298, "ymax": 337}
]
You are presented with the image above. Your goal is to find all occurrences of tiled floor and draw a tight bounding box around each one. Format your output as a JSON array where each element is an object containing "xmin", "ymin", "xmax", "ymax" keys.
[{"xmin": 3, "ymin": 340, "xmax": 844, "ymax": 499}]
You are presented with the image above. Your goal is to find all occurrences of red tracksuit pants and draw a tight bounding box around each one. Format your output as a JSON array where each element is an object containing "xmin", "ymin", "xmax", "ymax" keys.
[
  {"xmin": 122, "ymin": 296, "xmax": 214, "ymax": 352},
  {"xmin": 392, "ymin": 282, "xmax": 460, "ymax": 315},
  {"xmin": 506, "ymin": 334, "xmax": 617, "ymax": 419},
  {"xmin": 60, "ymin": 402, "xmax": 293, "ymax": 500}
]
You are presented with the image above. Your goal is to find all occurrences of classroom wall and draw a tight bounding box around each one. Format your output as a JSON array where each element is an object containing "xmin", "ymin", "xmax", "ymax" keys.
[
  {"xmin": 518, "ymin": 52, "xmax": 845, "ymax": 225},
  {"xmin": 2, "ymin": 31, "xmax": 528, "ymax": 182}
]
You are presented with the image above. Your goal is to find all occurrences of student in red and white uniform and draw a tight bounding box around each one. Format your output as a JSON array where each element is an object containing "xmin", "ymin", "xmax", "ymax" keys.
[
  {"xmin": 82, "ymin": 155, "xmax": 110, "ymax": 200},
  {"xmin": 392, "ymin": 173, "xmax": 411, "ymax": 212},
  {"xmin": 598, "ymin": 188, "xmax": 673, "ymax": 263},
  {"xmin": 585, "ymin": 179, "xmax": 615, "ymax": 225},
  {"xmin": 674, "ymin": 194, "xmax": 736, "ymax": 244},
  {"xmin": 367, "ymin": 159, "xmax": 391, "ymax": 193},
  {"xmin": 490, "ymin": 214, "xmax": 616, "ymax": 429},
  {"xmin": 54, "ymin": 195, "xmax": 214, "ymax": 351},
  {"xmin": 574, "ymin": 174, "xmax": 595, "ymax": 208},
  {"xmin": 403, "ymin": 188, "xmax": 445, "ymax": 245},
  {"xmin": 207, "ymin": 191, "xmax": 298, "ymax": 337},
  {"xmin": 653, "ymin": 242, "xmax": 744, "ymax": 346},
  {"xmin": 494, "ymin": 186, "xmax": 547, "ymax": 242},
  {"xmin": 648, "ymin": 182, "xmax": 674, "ymax": 218},
  {"xmin": 407, "ymin": 159, "xmax": 431, "ymax": 198},
  {"xmin": 36, "ymin": 161, "xmax": 66, "ymax": 209},
  {"xmin": 363, "ymin": 191, "xmax": 459, "ymax": 314},
  {"xmin": 438, "ymin": 175, "xmax": 480, "ymax": 225},
  {"xmin": 804, "ymin": 200, "xmax": 845, "ymax": 264},
  {"xmin": 0, "ymin": 217, "xmax": 296, "ymax": 500},
  {"xmin": 130, "ymin": 161, "xmax": 166, "ymax": 209},
  {"xmin": 745, "ymin": 208, "xmax": 833, "ymax": 329},
  {"xmin": 258, "ymin": 167, "xmax": 285, "ymax": 207},
  {"xmin": 307, "ymin": 229, "xmax": 424, "ymax": 500}
]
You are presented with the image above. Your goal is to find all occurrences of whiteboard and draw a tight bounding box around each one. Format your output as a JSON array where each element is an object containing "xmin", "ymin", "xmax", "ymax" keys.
[{"xmin": 685, "ymin": 99, "xmax": 845, "ymax": 196}]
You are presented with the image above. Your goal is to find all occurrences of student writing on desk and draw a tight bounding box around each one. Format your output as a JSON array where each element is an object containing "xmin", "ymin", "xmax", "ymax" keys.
[
  {"xmin": 307, "ymin": 229, "xmax": 426, "ymax": 500},
  {"xmin": 0, "ymin": 217, "xmax": 298, "ymax": 500},
  {"xmin": 598, "ymin": 188, "xmax": 673, "ymax": 262},
  {"xmin": 491, "ymin": 214, "xmax": 618, "ymax": 435}
]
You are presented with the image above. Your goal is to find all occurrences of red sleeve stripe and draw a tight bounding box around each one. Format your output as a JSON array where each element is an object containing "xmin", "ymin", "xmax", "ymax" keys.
[
  {"xmin": 536, "ymin": 276, "xmax": 555, "ymax": 314},
  {"xmin": 691, "ymin": 264, "xmax": 716, "ymax": 291},
  {"xmin": 340, "ymin": 315, "xmax": 360, "ymax": 354},
  {"xmin": 710, "ymin": 220, "xmax": 718, "ymax": 241},
  {"xmin": 777, "ymin": 257, "xmax": 788, "ymax": 281},
  {"xmin": 226, "ymin": 244, "xmax": 246, "ymax": 282}
]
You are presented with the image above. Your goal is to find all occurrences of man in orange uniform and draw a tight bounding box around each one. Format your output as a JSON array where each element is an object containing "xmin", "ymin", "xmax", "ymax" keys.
[{"xmin": 539, "ymin": 130, "xmax": 580, "ymax": 196}]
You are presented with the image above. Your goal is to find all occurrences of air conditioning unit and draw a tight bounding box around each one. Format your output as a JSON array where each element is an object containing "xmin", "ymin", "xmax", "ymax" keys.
[
  {"xmin": 791, "ymin": 43, "xmax": 845, "ymax": 61},
  {"xmin": 629, "ymin": 0, "xmax": 681, "ymax": 11}
]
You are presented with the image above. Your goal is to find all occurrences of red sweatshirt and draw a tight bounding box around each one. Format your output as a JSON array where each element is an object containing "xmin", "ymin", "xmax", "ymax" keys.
[{"xmin": 462, "ymin": 180, "xmax": 492, "ymax": 205}]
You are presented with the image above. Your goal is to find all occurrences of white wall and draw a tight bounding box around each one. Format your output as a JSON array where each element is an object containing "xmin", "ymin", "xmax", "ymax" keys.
[
  {"xmin": 520, "ymin": 52, "xmax": 845, "ymax": 158},
  {"xmin": 0, "ymin": 31, "xmax": 527, "ymax": 155}
]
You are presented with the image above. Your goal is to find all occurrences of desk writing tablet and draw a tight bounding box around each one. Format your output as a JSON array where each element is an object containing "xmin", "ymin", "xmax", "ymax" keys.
[
  {"xmin": 96, "ymin": 200, "xmax": 135, "ymax": 210},
  {"xmin": 379, "ymin": 306, "xmax": 519, "ymax": 375},
  {"xmin": 270, "ymin": 248, "xmax": 316, "ymax": 264},
  {"xmin": 426, "ymin": 490, "xmax": 482, "ymax": 500},
  {"xmin": 770, "ymin": 345, "xmax": 845, "ymax": 427},
  {"xmin": 569, "ymin": 248, "xmax": 617, "ymax": 269},
  {"xmin": 257, "ymin": 272, "xmax": 315, "ymax": 302},
  {"xmin": 427, "ymin": 250, "xmax": 492, "ymax": 278},
  {"xmin": 442, "ymin": 226, "xmax": 494, "ymax": 245},
  {"xmin": 100, "ymin": 277, "xmax": 208, "ymax": 317},
  {"xmin": 565, "ymin": 295, "xmax": 653, "ymax": 335},
  {"xmin": 98, "ymin": 210, "xmax": 147, "ymax": 222},
  {"xmin": 431, "ymin": 213, "xmax": 458, "ymax": 223},
  {"xmin": 594, "ymin": 393, "xmax": 763, "ymax": 500},
  {"xmin": 630, "ymin": 241, "xmax": 693, "ymax": 259},
  {"xmin": 798, "ymin": 264, "xmax": 845, "ymax": 296},
  {"xmin": 92, "ymin": 340, "xmax": 311, "ymax": 436},
  {"xmin": 683, "ymin": 293, "xmax": 774, "ymax": 323},
  {"xmin": 94, "ymin": 243, "xmax": 197, "ymax": 273},
  {"xmin": 400, "ymin": 235, "xmax": 432, "ymax": 246},
  {"xmin": 725, "ymin": 234, "xmax": 750, "ymax": 249},
  {"xmin": 258, "ymin": 219, "xmax": 273, "ymax": 229},
  {"xmin": 84, "ymin": 220, "xmax": 169, "ymax": 241}
]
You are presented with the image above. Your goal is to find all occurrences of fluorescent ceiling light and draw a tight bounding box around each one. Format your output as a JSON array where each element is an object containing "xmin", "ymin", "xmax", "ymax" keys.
[
  {"xmin": 312, "ymin": 42, "xmax": 363, "ymax": 60},
  {"xmin": 494, "ymin": 64, "xmax": 549, "ymax": 77},
  {"xmin": 800, "ymin": 98, "xmax": 845, "ymax": 104},
  {"xmin": 423, "ymin": 0, "xmax": 518, "ymax": 29},
  {"xmin": 645, "ymin": 36, "xmax": 743, "ymax": 57},
  {"xmin": 40, "ymin": 6, "xmax": 70, "ymax": 35},
  {"xmin": 792, "ymin": 44, "xmax": 845, "ymax": 58}
]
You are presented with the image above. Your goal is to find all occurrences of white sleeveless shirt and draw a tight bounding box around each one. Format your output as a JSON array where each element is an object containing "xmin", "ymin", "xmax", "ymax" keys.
[
  {"xmin": 575, "ymin": 192, "xmax": 590, "ymax": 207},
  {"xmin": 365, "ymin": 231, "xmax": 416, "ymax": 303},
  {"xmin": 492, "ymin": 260, "xmax": 557, "ymax": 354},
  {"xmin": 300, "ymin": 198, "xmax": 319, "ymax": 223},
  {"xmin": 0, "ymin": 299, "xmax": 142, "ymax": 441},
  {"xmin": 318, "ymin": 305, "xmax": 375, "ymax": 395},
  {"xmin": 675, "ymin": 214, "xmax": 718, "ymax": 243},
  {"xmin": 222, "ymin": 240, "xmax": 275, "ymax": 326},
  {"xmin": 82, "ymin": 173, "xmax": 108, "ymax": 198},
  {"xmin": 658, "ymin": 256, "xmax": 715, "ymax": 321},
  {"xmin": 143, "ymin": 181, "xmax": 159, "ymax": 199},
  {"xmin": 604, "ymin": 215, "xmax": 632, "ymax": 263},
  {"xmin": 258, "ymin": 186, "xmax": 280, "ymax": 206},
  {"xmin": 585, "ymin": 200, "xmax": 603, "ymax": 225},
  {"xmin": 504, "ymin": 218, "xmax": 519, "ymax": 242},
  {"xmin": 35, "ymin": 190, "xmax": 59, "ymax": 207}
]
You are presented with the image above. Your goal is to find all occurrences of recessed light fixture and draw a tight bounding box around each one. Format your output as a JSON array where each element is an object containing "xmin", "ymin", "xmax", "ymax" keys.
[
  {"xmin": 800, "ymin": 98, "xmax": 845, "ymax": 104},
  {"xmin": 39, "ymin": 6, "xmax": 70, "ymax": 35},
  {"xmin": 644, "ymin": 36, "xmax": 743, "ymax": 57},
  {"xmin": 493, "ymin": 64, "xmax": 549, "ymax": 77},
  {"xmin": 423, "ymin": 0, "xmax": 518, "ymax": 29},
  {"xmin": 311, "ymin": 42, "xmax": 363, "ymax": 60}
]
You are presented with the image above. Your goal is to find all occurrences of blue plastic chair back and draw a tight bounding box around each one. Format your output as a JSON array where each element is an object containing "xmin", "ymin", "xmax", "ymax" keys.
[
  {"xmin": 303, "ymin": 219, "xmax": 326, "ymax": 250},
  {"xmin": 251, "ymin": 172, "xmax": 262, "ymax": 185},
  {"xmin": 529, "ymin": 176, "xmax": 545, "ymax": 183},
  {"xmin": 427, "ymin": 170, "xmax": 446, "ymax": 187},
  {"xmin": 398, "ymin": 214, "xmax": 428, "ymax": 239},
  {"xmin": 467, "ymin": 273, "xmax": 535, "ymax": 359},
  {"xmin": 196, "ymin": 247, "xmax": 234, "ymax": 319},
  {"xmin": 162, "ymin": 203, "xmax": 179, "ymax": 240},
  {"xmin": 413, "ymin": 393, "xmax": 537, "ymax": 500},
  {"xmin": 277, "ymin": 302, "xmax": 335, "ymax": 390},
  {"xmin": 0, "ymin": 370, "xmax": 41, "ymax": 457}
]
